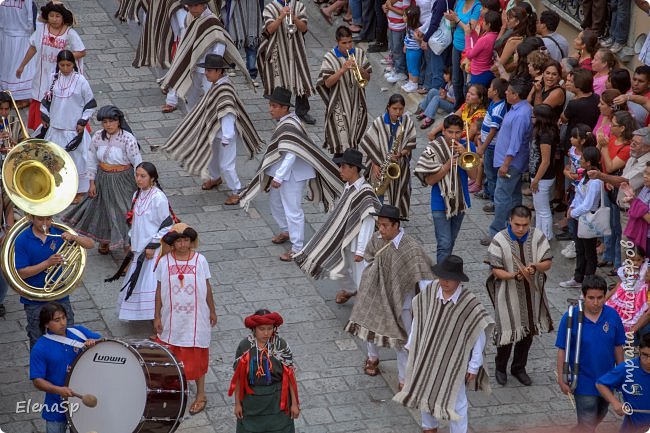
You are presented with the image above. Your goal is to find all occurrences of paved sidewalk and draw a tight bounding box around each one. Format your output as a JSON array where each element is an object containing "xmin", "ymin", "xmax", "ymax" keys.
[{"xmin": 0, "ymin": 1, "xmax": 625, "ymax": 432}]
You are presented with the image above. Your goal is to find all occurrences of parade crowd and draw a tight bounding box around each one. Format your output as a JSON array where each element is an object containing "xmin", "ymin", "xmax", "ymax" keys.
[{"xmin": 1, "ymin": 0, "xmax": 650, "ymax": 432}]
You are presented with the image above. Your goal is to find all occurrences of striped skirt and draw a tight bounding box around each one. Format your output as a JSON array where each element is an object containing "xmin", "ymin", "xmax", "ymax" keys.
[{"xmin": 63, "ymin": 166, "xmax": 136, "ymax": 249}]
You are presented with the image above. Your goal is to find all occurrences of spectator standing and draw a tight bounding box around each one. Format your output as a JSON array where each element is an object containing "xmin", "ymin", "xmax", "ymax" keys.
[
  {"xmin": 384, "ymin": 0, "xmax": 409, "ymax": 84},
  {"xmin": 573, "ymin": 30, "xmax": 600, "ymax": 71},
  {"xmin": 537, "ymin": 10, "xmax": 569, "ymax": 62},
  {"xmin": 464, "ymin": 10, "xmax": 500, "ymax": 88},
  {"xmin": 591, "ymin": 48, "xmax": 618, "ymax": 96},
  {"xmin": 560, "ymin": 68, "xmax": 601, "ymax": 152},
  {"xmin": 400, "ymin": 5, "xmax": 423, "ymax": 93}
]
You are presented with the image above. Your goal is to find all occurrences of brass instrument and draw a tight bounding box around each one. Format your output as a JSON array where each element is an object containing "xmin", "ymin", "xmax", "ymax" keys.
[
  {"xmin": 285, "ymin": 0, "xmax": 297, "ymax": 37},
  {"xmin": 0, "ymin": 90, "xmax": 86, "ymax": 301},
  {"xmin": 374, "ymin": 121, "xmax": 403, "ymax": 196},
  {"xmin": 562, "ymin": 299, "xmax": 584, "ymax": 394},
  {"xmin": 346, "ymin": 49, "xmax": 368, "ymax": 88},
  {"xmin": 459, "ymin": 121, "xmax": 480, "ymax": 170},
  {"xmin": 448, "ymin": 138, "xmax": 458, "ymax": 200}
]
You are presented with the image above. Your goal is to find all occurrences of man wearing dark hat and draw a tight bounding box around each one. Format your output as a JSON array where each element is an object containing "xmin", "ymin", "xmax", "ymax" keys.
[
  {"xmin": 344, "ymin": 204, "xmax": 434, "ymax": 387},
  {"xmin": 163, "ymin": 54, "xmax": 262, "ymax": 205},
  {"xmin": 486, "ymin": 205, "xmax": 553, "ymax": 387},
  {"xmin": 394, "ymin": 255, "xmax": 493, "ymax": 433},
  {"xmin": 294, "ymin": 148, "xmax": 380, "ymax": 297},
  {"xmin": 239, "ymin": 87, "xmax": 343, "ymax": 261},
  {"xmin": 159, "ymin": 0, "xmax": 252, "ymax": 111},
  {"xmin": 257, "ymin": 0, "xmax": 316, "ymax": 125}
]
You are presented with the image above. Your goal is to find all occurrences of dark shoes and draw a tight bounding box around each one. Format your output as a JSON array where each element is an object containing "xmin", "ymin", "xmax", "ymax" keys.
[
  {"xmin": 352, "ymin": 36, "xmax": 372, "ymax": 43},
  {"xmin": 512, "ymin": 370, "xmax": 532, "ymax": 386},
  {"xmin": 495, "ymin": 370, "xmax": 507, "ymax": 385},
  {"xmin": 556, "ymin": 232, "xmax": 573, "ymax": 241},
  {"xmin": 367, "ymin": 42, "xmax": 388, "ymax": 53},
  {"xmin": 299, "ymin": 113, "xmax": 316, "ymax": 125},
  {"xmin": 0, "ymin": 304, "xmax": 5, "ymax": 317},
  {"xmin": 480, "ymin": 236, "xmax": 492, "ymax": 246}
]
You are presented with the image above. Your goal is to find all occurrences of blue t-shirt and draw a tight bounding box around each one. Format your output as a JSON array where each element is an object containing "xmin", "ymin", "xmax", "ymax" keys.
[
  {"xmin": 29, "ymin": 326, "xmax": 101, "ymax": 422},
  {"xmin": 430, "ymin": 140, "xmax": 475, "ymax": 212},
  {"xmin": 480, "ymin": 100, "xmax": 507, "ymax": 149},
  {"xmin": 597, "ymin": 358, "xmax": 650, "ymax": 431},
  {"xmin": 555, "ymin": 305, "xmax": 626, "ymax": 396},
  {"xmin": 452, "ymin": 0, "xmax": 481, "ymax": 51},
  {"xmin": 493, "ymin": 100, "xmax": 532, "ymax": 171},
  {"xmin": 14, "ymin": 225, "xmax": 68, "ymax": 305}
]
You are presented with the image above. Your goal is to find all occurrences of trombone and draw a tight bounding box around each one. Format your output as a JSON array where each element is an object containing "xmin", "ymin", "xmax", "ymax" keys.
[
  {"xmin": 284, "ymin": 0, "xmax": 297, "ymax": 37},
  {"xmin": 458, "ymin": 121, "xmax": 480, "ymax": 170},
  {"xmin": 346, "ymin": 49, "xmax": 368, "ymax": 88}
]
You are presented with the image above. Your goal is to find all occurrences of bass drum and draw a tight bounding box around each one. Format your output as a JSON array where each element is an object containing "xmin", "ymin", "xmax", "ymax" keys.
[{"xmin": 66, "ymin": 339, "xmax": 188, "ymax": 433}]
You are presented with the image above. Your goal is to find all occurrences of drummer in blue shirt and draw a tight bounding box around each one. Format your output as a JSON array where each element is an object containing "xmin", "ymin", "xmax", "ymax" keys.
[
  {"xmin": 29, "ymin": 302, "xmax": 100, "ymax": 433},
  {"xmin": 15, "ymin": 214, "xmax": 94, "ymax": 347}
]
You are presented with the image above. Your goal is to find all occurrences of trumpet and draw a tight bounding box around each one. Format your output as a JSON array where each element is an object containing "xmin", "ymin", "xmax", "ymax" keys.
[
  {"xmin": 459, "ymin": 121, "xmax": 480, "ymax": 170},
  {"xmin": 285, "ymin": 0, "xmax": 297, "ymax": 37},
  {"xmin": 448, "ymin": 138, "xmax": 458, "ymax": 200},
  {"xmin": 346, "ymin": 49, "xmax": 368, "ymax": 88}
]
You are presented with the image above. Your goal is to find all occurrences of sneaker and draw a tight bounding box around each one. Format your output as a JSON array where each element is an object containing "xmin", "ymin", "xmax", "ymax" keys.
[
  {"xmin": 610, "ymin": 42, "xmax": 624, "ymax": 53},
  {"xmin": 561, "ymin": 241, "xmax": 576, "ymax": 259},
  {"xmin": 559, "ymin": 279, "xmax": 582, "ymax": 288},
  {"xmin": 380, "ymin": 54, "xmax": 393, "ymax": 65},
  {"xmin": 401, "ymin": 81, "xmax": 418, "ymax": 92},
  {"xmin": 599, "ymin": 37, "xmax": 613, "ymax": 47},
  {"xmin": 387, "ymin": 72, "xmax": 407, "ymax": 83},
  {"xmin": 384, "ymin": 70, "xmax": 394, "ymax": 78},
  {"xmin": 482, "ymin": 203, "xmax": 495, "ymax": 213}
]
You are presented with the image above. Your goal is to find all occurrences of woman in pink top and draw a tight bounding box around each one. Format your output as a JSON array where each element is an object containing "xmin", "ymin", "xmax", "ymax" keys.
[
  {"xmin": 594, "ymin": 89, "xmax": 626, "ymax": 144},
  {"xmin": 591, "ymin": 48, "xmax": 618, "ymax": 96},
  {"xmin": 464, "ymin": 10, "xmax": 500, "ymax": 88}
]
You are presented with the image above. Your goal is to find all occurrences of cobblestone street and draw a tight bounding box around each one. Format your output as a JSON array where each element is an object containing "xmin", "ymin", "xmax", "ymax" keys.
[{"xmin": 0, "ymin": 1, "xmax": 629, "ymax": 432}]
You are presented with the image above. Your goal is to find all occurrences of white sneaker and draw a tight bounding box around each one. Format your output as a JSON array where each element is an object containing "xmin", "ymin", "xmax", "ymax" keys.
[
  {"xmin": 387, "ymin": 72, "xmax": 407, "ymax": 83},
  {"xmin": 599, "ymin": 37, "xmax": 613, "ymax": 47},
  {"xmin": 610, "ymin": 42, "xmax": 624, "ymax": 53},
  {"xmin": 401, "ymin": 81, "xmax": 418, "ymax": 93},
  {"xmin": 562, "ymin": 241, "xmax": 576, "ymax": 259},
  {"xmin": 559, "ymin": 279, "xmax": 582, "ymax": 289},
  {"xmin": 384, "ymin": 70, "xmax": 394, "ymax": 78}
]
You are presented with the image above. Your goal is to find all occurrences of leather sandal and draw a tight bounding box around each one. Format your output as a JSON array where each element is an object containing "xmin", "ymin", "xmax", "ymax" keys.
[
  {"xmin": 320, "ymin": 8, "xmax": 333, "ymax": 25},
  {"xmin": 335, "ymin": 289, "xmax": 357, "ymax": 304},
  {"xmin": 364, "ymin": 358, "xmax": 380, "ymax": 376},
  {"xmin": 420, "ymin": 118, "xmax": 434, "ymax": 129},
  {"xmin": 161, "ymin": 104, "xmax": 177, "ymax": 113},
  {"xmin": 271, "ymin": 232, "xmax": 290, "ymax": 244},
  {"xmin": 201, "ymin": 178, "xmax": 222, "ymax": 190},
  {"xmin": 279, "ymin": 251, "xmax": 295, "ymax": 262},
  {"xmin": 224, "ymin": 194, "xmax": 240, "ymax": 205},
  {"xmin": 189, "ymin": 398, "xmax": 207, "ymax": 415}
]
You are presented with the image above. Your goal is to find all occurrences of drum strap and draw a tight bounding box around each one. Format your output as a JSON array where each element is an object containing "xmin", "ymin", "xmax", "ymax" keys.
[{"xmin": 43, "ymin": 328, "xmax": 87, "ymax": 349}]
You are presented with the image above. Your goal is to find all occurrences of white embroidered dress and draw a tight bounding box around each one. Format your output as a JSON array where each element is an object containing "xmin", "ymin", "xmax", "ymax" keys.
[
  {"xmin": 117, "ymin": 187, "xmax": 172, "ymax": 321},
  {"xmin": 155, "ymin": 252, "xmax": 212, "ymax": 348},
  {"xmin": 0, "ymin": 0, "xmax": 35, "ymax": 99}
]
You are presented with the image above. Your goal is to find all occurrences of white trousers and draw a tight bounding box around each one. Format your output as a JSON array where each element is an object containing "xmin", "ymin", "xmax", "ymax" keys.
[
  {"xmin": 532, "ymin": 178, "xmax": 555, "ymax": 241},
  {"xmin": 208, "ymin": 137, "xmax": 241, "ymax": 193},
  {"xmin": 421, "ymin": 382, "xmax": 468, "ymax": 433},
  {"xmin": 344, "ymin": 250, "xmax": 365, "ymax": 289},
  {"xmin": 185, "ymin": 70, "xmax": 211, "ymax": 110},
  {"xmin": 269, "ymin": 179, "xmax": 307, "ymax": 252},
  {"xmin": 367, "ymin": 293, "xmax": 414, "ymax": 383},
  {"xmin": 165, "ymin": 88, "xmax": 178, "ymax": 106}
]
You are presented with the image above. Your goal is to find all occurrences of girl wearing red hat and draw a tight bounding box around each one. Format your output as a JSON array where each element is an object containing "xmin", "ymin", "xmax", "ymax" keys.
[{"xmin": 229, "ymin": 309, "xmax": 300, "ymax": 432}]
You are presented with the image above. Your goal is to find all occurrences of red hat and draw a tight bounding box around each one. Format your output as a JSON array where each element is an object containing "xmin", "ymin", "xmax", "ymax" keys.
[{"xmin": 244, "ymin": 312, "xmax": 284, "ymax": 329}]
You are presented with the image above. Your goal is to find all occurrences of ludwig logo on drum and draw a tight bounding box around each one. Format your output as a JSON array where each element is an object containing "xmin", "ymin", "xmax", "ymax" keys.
[{"xmin": 93, "ymin": 353, "xmax": 127, "ymax": 364}]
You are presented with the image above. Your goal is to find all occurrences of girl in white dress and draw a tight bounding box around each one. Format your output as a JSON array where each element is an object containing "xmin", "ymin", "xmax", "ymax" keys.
[
  {"xmin": 15, "ymin": 1, "xmax": 85, "ymax": 130},
  {"xmin": 0, "ymin": 0, "xmax": 36, "ymax": 103},
  {"xmin": 40, "ymin": 49, "xmax": 96, "ymax": 199},
  {"xmin": 117, "ymin": 162, "xmax": 175, "ymax": 322}
]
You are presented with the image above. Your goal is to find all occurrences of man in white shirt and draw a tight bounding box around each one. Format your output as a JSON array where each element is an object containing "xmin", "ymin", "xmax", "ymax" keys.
[{"xmin": 537, "ymin": 10, "xmax": 569, "ymax": 62}]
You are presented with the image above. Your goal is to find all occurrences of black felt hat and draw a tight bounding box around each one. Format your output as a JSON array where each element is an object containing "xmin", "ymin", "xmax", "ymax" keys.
[
  {"xmin": 264, "ymin": 87, "xmax": 293, "ymax": 107},
  {"xmin": 333, "ymin": 149, "xmax": 364, "ymax": 169},
  {"xmin": 431, "ymin": 255, "xmax": 469, "ymax": 282},
  {"xmin": 182, "ymin": 0, "xmax": 209, "ymax": 5},
  {"xmin": 197, "ymin": 54, "xmax": 234, "ymax": 70},
  {"xmin": 370, "ymin": 204, "xmax": 408, "ymax": 221}
]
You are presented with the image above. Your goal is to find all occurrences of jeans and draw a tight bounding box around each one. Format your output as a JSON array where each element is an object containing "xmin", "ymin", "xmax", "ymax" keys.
[
  {"xmin": 489, "ymin": 168, "xmax": 522, "ymax": 237},
  {"xmin": 452, "ymin": 47, "xmax": 466, "ymax": 110},
  {"xmin": 245, "ymin": 45, "xmax": 258, "ymax": 79},
  {"xmin": 483, "ymin": 146, "xmax": 497, "ymax": 201},
  {"xmin": 357, "ymin": 0, "xmax": 376, "ymax": 41},
  {"xmin": 495, "ymin": 334, "xmax": 533, "ymax": 374},
  {"xmin": 349, "ymin": 0, "xmax": 362, "ymax": 25},
  {"xmin": 419, "ymin": 88, "xmax": 455, "ymax": 119},
  {"xmin": 431, "ymin": 210, "xmax": 465, "ymax": 264},
  {"xmin": 609, "ymin": 0, "xmax": 630, "ymax": 43},
  {"xmin": 46, "ymin": 421, "xmax": 68, "ymax": 433},
  {"xmin": 0, "ymin": 271, "xmax": 8, "ymax": 304},
  {"xmin": 574, "ymin": 394, "xmax": 609, "ymax": 432},
  {"xmin": 421, "ymin": 47, "xmax": 446, "ymax": 91},
  {"xmin": 24, "ymin": 299, "xmax": 75, "ymax": 348},
  {"xmin": 532, "ymin": 178, "xmax": 555, "ymax": 240},
  {"xmin": 603, "ymin": 195, "xmax": 622, "ymax": 268},
  {"xmin": 470, "ymin": 70, "xmax": 495, "ymax": 88},
  {"xmin": 405, "ymin": 48, "xmax": 422, "ymax": 78},
  {"xmin": 575, "ymin": 236, "xmax": 598, "ymax": 282},
  {"xmin": 388, "ymin": 29, "xmax": 406, "ymax": 75}
]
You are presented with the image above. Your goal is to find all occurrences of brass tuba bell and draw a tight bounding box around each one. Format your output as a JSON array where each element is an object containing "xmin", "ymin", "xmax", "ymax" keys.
[
  {"xmin": 0, "ymin": 91, "xmax": 86, "ymax": 301},
  {"xmin": 458, "ymin": 121, "xmax": 480, "ymax": 171}
]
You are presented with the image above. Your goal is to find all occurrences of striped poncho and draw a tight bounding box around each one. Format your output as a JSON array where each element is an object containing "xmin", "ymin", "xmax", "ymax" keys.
[
  {"xmin": 316, "ymin": 48, "xmax": 371, "ymax": 155},
  {"xmin": 393, "ymin": 282, "xmax": 493, "ymax": 421},
  {"xmin": 115, "ymin": 0, "xmax": 146, "ymax": 22},
  {"xmin": 162, "ymin": 78, "xmax": 262, "ymax": 177},
  {"xmin": 239, "ymin": 114, "xmax": 343, "ymax": 212},
  {"xmin": 257, "ymin": 0, "xmax": 314, "ymax": 97},
  {"xmin": 360, "ymin": 115, "xmax": 417, "ymax": 218}
]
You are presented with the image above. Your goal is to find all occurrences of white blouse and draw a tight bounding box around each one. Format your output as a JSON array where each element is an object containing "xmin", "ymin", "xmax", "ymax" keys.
[
  {"xmin": 129, "ymin": 187, "xmax": 171, "ymax": 252},
  {"xmin": 40, "ymin": 72, "xmax": 94, "ymax": 130},
  {"xmin": 86, "ymin": 130, "xmax": 143, "ymax": 180}
]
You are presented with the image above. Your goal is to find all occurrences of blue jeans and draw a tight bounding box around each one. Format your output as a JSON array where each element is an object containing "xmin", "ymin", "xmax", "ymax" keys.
[
  {"xmin": 422, "ymin": 47, "xmax": 446, "ymax": 92},
  {"xmin": 603, "ymin": 194, "xmax": 622, "ymax": 268},
  {"xmin": 431, "ymin": 211, "xmax": 465, "ymax": 264},
  {"xmin": 46, "ymin": 421, "xmax": 68, "ymax": 433},
  {"xmin": 388, "ymin": 29, "xmax": 406, "ymax": 75},
  {"xmin": 609, "ymin": 0, "xmax": 631, "ymax": 43},
  {"xmin": 245, "ymin": 45, "xmax": 258, "ymax": 79},
  {"xmin": 574, "ymin": 394, "xmax": 609, "ymax": 432},
  {"xmin": 489, "ymin": 168, "xmax": 523, "ymax": 237},
  {"xmin": 349, "ymin": 0, "xmax": 362, "ymax": 25},
  {"xmin": 451, "ymin": 47, "xmax": 466, "ymax": 110},
  {"xmin": 419, "ymin": 88, "xmax": 455, "ymax": 119},
  {"xmin": 405, "ymin": 48, "xmax": 422, "ymax": 77},
  {"xmin": 24, "ymin": 299, "xmax": 74, "ymax": 348},
  {"xmin": 0, "ymin": 271, "xmax": 8, "ymax": 304},
  {"xmin": 483, "ymin": 146, "xmax": 497, "ymax": 201}
]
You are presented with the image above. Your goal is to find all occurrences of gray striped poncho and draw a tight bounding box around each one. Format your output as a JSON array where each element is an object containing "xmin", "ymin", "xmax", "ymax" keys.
[
  {"xmin": 359, "ymin": 115, "xmax": 417, "ymax": 218},
  {"xmin": 485, "ymin": 228, "xmax": 554, "ymax": 347},
  {"xmin": 162, "ymin": 79, "xmax": 262, "ymax": 177},
  {"xmin": 223, "ymin": 0, "xmax": 264, "ymax": 50},
  {"xmin": 316, "ymin": 48, "xmax": 371, "ymax": 155},
  {"xmin": 257, "ymin": 0, "xmax": 314, "ymax": 97},
  {"xmin": 294, "ymin": 181, "xmax": 380, "ymax": 279},
  {"xmin": 115, "ymin": 0, "xmax": 146, "ymax": 22},
  {"xmin": 158, "ymin": 13, "xmax": 251, "ymax": 99},
  {"xmin": 239, "ymin": 114, "xmax": 343, "ymax": 212},
  {"xmin": 393, "ymin": 282, "xmax": 493, "ymax": 421},
  {"xmin": 344, "ymin": 233, "xmax": 434, "ymax": 348}
]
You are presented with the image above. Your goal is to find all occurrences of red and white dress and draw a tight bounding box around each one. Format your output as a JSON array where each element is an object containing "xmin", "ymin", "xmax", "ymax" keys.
[{"xmin": 155, "ymin": 251, "xmax": 212, "ymax": 380}]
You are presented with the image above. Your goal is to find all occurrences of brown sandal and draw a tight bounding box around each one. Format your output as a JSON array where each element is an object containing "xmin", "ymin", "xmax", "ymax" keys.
[
  {"xmin": 161, "ymin": 104, "xmax": 177, "ymax": 113},
  {"xmin": 201, "ymin": 178, "xmax": 222, "ymax": 190},
  {"xmin": 335, "ymin": 289, "xmax": 356, "ymax": 304},
  {"xmin": 189, "ymin": 398, "xmax": 207, "ymax": 415},
  {"xmin": 364, "ymin": 358, "xmax": 380, "ymax": 376},
  {"xmin": 271, "ymin": 232, "xmax": 290, "ymax": 244}
]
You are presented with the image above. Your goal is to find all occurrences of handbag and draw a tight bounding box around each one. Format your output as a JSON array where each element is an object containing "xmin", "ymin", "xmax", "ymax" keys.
[
  {"xmin": 428, "ymin": 17, "xmax": 452, "ymax": 55},
  {"xmin": 577, "ymin": 183, "xmax": 611, "ymax": 239}
]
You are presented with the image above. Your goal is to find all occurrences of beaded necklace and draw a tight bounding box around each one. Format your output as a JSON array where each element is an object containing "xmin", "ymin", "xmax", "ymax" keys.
[
  {"xmin": 171, "ymin": 251, "xmax": 195, "ymax": 288},
  {"xmin": 134, "ymin": 187, "xmax": 156, "ymax": 216}
]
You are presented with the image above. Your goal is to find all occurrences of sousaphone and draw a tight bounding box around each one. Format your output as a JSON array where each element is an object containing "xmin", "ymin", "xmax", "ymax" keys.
[{"xmin": 0, "ymin": 90, "xmax": 86, "ymax": 301}]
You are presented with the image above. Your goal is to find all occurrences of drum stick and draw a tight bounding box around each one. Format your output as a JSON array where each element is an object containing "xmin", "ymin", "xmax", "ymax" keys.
[{"xmin": 71, "ymin": 391, "xmax": 98, "ymax": 408}]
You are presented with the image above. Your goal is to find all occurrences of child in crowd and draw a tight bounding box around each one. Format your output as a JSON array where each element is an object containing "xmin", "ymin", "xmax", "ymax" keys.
[
  {"xmin": 465, "ymin": 10, "xmax": 500, "ymax": 88},
  {"xmin": 401, "ymin": 5, "xmax": 421, "ymax": 93},
  {"xmin": 605, "ymin": 246, "xmax": 648, "ymax": 333},
  {"xmin": 384, "ymin": 0, "xmax": 409, "ymax": 83},
  {"xmin": 415, "ymin": 66, "xmax": 455, "ymax": 129}
]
